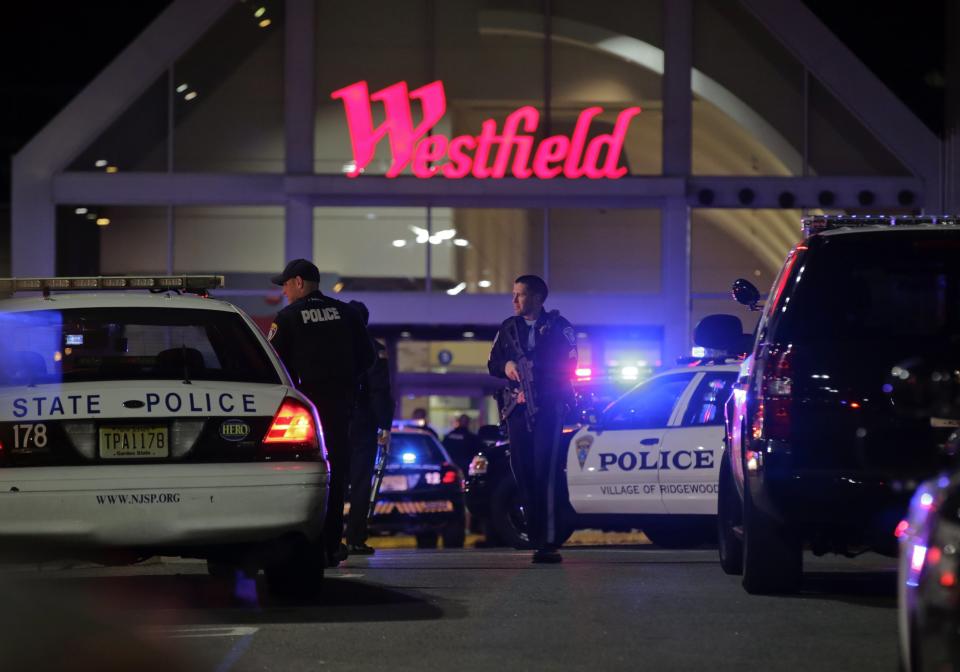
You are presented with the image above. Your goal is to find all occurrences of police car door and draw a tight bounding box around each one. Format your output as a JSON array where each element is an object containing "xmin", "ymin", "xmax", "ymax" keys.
[
  {"xmin": 567, "ymin": 372, "xmax": 695, "ymax": 515},
  {"xmin": 658, "ymin": 371, "xmax": 736, "ymax": 514}
]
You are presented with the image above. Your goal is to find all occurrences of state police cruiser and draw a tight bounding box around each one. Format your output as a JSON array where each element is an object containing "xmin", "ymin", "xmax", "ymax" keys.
[
  {"xmin": 268, "ymin": 259, "xmax": 375, "ymax": 566},
  {"xmin": 488, "ymin": 274, "xmax": 577, "ymax": 564}
]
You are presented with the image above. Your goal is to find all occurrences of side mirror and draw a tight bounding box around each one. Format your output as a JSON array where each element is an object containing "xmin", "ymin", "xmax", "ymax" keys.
[
  {"xmin": 477, "ymin": 424, "xmax": 504, "ymax": 446},
  {"xmin": 694, "ymin": 314, "xmax": 749, "ymax": 355},
  {"xmin": 732, "ymin": 278, "xmax": 762, "ymax": 311},
  {"xmin": 885, "ymin": 358, "xmax": 960, "ymax": 422}
]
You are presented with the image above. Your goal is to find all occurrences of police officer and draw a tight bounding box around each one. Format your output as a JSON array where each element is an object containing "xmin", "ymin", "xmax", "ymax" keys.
[
  {"xmin": 344, "ymin": 300, "xmax": 395, "ymax": 555},
  {"xmin": 442, "ymin": 414, "xmax": 482, "ymax": 475},
  {"xmin": 488, "ymin": 275, "xmax": 577, "ymax": 564},
  {"xmin": 268, "ymin": 259, "xmax": 375, "ymax": 566}
]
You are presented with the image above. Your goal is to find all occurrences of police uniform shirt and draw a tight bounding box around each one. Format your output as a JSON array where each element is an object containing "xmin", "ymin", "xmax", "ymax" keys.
[
  {"xmin": 268, "ymin": 290, "xmax": 375, "ymax": 403},
  {"xmin": 488, "ymin": 310, "xmax": 579, "ymax": 400}
]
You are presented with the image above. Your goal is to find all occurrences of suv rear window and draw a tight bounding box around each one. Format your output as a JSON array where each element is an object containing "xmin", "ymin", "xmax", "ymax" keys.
[
  {"xmin": 0, "ymin": 307, "xmax": 280, "ymax": 386},
  {"xmin": 774, "ymin": 231, "xmax": 960, "ymax": 341}
]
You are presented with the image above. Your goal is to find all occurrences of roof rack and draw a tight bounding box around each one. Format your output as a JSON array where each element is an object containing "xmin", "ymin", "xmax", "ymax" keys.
[
  {"xmin": 0, "ymin": 275, "xmax": 224, "ymax": 298},
  {"xmin": 801, "ymin": 214, "xmax": 960, "ymax": 237}
]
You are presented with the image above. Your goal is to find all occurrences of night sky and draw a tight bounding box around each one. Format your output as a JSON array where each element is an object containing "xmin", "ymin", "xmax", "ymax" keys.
[{"xmin": 0, "ymin": 0, "xmax": 947, "ymax": 208}]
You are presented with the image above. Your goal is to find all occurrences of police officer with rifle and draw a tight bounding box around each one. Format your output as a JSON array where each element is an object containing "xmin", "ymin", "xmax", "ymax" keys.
[
  {"xmin": 488, "ymin": 275, "xmax": 578, "ymax": 563},
  {"xmin": 268, "ymin": 259, "xmax": 375, "ymax": 567}
]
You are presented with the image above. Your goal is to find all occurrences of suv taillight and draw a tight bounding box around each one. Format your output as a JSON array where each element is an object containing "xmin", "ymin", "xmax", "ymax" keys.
[
  {"xmin": 757, "ymin": 347, "xmax": 793, "ymax": 441},
  {"xmin": 262, "ymin": 398, "xmax": 321, "ymax": 457}
]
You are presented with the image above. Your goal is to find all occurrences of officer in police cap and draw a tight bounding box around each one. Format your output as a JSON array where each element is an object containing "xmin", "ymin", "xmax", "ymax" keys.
[
  {"xmin": 488, "ymin": 274, "xmax": 578, "ymax": 563},
  {"xmin": 344, "ymin": 300, "xmax": 395, "ymax": 555},
  {"xmin": 268, "ymin": 259, "xmax": 375, "ymax": 566}
]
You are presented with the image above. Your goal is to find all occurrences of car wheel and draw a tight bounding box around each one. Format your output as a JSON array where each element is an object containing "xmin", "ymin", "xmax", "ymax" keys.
[
  {"xmin": 442, "ymin": 523, "xmax": 466, "ymax": 549},
  {"xmin": 718, "ymin": 449, "xmax": 744, "ymax": 575},
  {"xmin": 489, "ymin": 477, "xmax": 528, "ymax": 549},
  {"xmin": 416, "ymin": 532, "xmax": 439, "ymax": 549},
  {"xmin": 264, "ymin": 537, "xmax": 325, "ymax": 598},
  {"xmin": 741, "ymin": 479, "xmax": 802, "ymax": 594}
]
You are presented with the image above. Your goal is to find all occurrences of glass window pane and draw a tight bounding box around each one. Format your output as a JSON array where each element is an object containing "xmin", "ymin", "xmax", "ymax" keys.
[
  {"xmin": 552, "ymin": 0, "xmax": 662, "ymax": 175},
  {"xmin": 693, "ymin": 0, "xmax": 804, "ymax": 176},
  {"xmin": 603, "ymin": 372, "xmax": 694, "ymax": 430},
  {"xmin": 549, "ymin": 208, "xmax": 660, "ymax": 293},
  {"xmin": 66, "ymin": 77, "xmax": 168, "ymax": 173},
  {"xmin": 682, "ymin": 373, "xmax": 735, "ymax": 426},
  {"xmin": 173, "ymin": 1, "xmax": 285, "ymax": 171}
]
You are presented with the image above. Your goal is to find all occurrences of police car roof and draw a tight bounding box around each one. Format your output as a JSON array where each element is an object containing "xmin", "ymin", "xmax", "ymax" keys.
[
  {"xmin": 0, "ymin": 292, "xmax": 239, "ymax": 313},
  {"xmin": 816, "ymin": 223, "xmax": 960, "ymax": 238},
  {"xmin": 664, "ymin": 361, "xmax": 740, "ymax": 373}
]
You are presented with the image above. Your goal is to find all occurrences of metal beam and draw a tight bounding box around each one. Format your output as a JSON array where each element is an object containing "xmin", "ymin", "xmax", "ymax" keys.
[
  {"xmin": 285, "ymin": 0, "xmax": 316, "ymax": 174},
  {"xmin": 741, "ymin": 0, "xmax": 942, "ymax": 211},
  {"xmin": 660, "ymin": 197, "xmax": 691, "ymax": 364},
  {"xmin": 662, "ymin": 0, "xmax": 692, "ymax": 176}
]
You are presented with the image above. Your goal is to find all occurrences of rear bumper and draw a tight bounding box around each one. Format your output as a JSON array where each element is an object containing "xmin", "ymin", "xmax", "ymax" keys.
[
  {"xmin": 0, "ymin": 463, "xmax": 329, "ymax": 553},
  {"xmin": 369, "ymin": 489, "xmax": 464, "ymax": 534}
]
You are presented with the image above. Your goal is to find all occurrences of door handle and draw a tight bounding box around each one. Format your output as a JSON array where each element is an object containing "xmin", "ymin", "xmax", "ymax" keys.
[{"xmin": 640, "ymin": 438, "xmax": 659, "ymax": 446}]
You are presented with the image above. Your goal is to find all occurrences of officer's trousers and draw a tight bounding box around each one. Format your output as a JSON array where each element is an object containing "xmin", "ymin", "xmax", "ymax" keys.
[
  {"xmin": 345, "ymin": 419, "xmax": 378, "ymax": 545},
  {"xmin": 310, "ymin": 396, "xmax": 352, "ymax": 558},
  {"xmin": 506, "ymin": 399, "xmax": 565, "ymax": 550}
]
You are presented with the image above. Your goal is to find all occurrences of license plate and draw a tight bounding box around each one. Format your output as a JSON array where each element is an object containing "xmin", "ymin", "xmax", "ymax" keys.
[
  {"xmin": 99, "ymin": 426, "xmax": 169, "ymax": 459},
  {"xmin": 379, "ymin": 475, "xmax": 408, "ymax": 492}
]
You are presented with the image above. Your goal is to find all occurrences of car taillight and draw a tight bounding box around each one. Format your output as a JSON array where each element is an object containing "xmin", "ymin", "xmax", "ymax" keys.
[
  {"xmin": 442, "ymin": 463, "xmax": 463, "ymax": 488},
  {"xmin": 262, "ymin": 398, "xmax": 321, "ymax": 456},
  {"xmin": 758, "ymin": 347, "xmax": 793, "ymax": 441}
]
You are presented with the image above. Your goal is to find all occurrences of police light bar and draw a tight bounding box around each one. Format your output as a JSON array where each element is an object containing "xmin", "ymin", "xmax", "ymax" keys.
[
  {"xmin": 0, "ymin": 275, "xmax": 224, "ymax": 296},
  {"xmin": 801, "ymin": 214, "xmax": 960, "ymax": 237}
]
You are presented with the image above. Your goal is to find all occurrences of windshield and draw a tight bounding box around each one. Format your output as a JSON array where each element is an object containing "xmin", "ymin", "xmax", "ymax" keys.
[
  {"xmin": 0, "ymin": 307, "xmax": 281, "ymax": 386},
  {"xmin": 775, "ymin": 231, "xmax": 960, "ymax": 342},
  {"xmin": 388, "ymin": 432, "xmax": 449, "ymax": 467}
]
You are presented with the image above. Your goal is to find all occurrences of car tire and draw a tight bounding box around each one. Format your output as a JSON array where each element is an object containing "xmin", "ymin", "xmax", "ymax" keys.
[
  {"xmin": 416, "ymin": 532, "xmax": 439, "ymax": 549},
  {"xmin": 442, "ymin": 523, "xmax": 466, "ymax": 549},
  {"xmin": 264, "ymin": 537, "xmax": 325, "ymax": 598},
  {"xmin": 489, "ymin": 477, "xmax": 528, "ymax": 549},
  {"xmin": 741, "ymin": 479, "xmax": 802, "ymax": 595},
  {"xmin": 718, "ymin": 449, "xmax": 744, "ymax": 575}
]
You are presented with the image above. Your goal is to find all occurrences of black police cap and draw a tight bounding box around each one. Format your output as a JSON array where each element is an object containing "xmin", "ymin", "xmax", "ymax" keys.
[{"xmin": 270, "ymin": 259, "xmax": 321, "ymax": 285}]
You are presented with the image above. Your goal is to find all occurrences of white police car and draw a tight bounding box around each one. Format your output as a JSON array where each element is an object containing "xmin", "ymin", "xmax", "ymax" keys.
[
  {"xmin": 0, "ymin": 276, "xmax": 329, "ymax": 594},
  {"xmin": 565, "ymin": 361, "xmax": 738, "ymax": 547}
]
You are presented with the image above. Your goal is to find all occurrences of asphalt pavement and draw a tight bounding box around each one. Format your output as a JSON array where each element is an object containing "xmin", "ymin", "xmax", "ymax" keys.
[{"xmin": 0, "ymin": 547, "xmax": 899, "ymax": 671}]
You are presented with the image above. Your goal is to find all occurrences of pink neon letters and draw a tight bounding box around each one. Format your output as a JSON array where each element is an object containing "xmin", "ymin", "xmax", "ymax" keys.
[{"xmin": 331, "ymin": 80, "xmax": 641, "ymax": 179}]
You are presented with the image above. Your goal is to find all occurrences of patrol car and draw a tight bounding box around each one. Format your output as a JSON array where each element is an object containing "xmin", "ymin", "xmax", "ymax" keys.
[
  {"xmin": 0, "ymin": 276, "xmax": 329, "ymax": 594},
  {"xmin": 704, "ymin": 215, "xmax": 960, "ymax": 594},
  {"xmin": 467, "ymin": 359, "xmax": 738, "ymax": 548},
  {"xmin": 365, "ymin": 423, "xmax": 466, "ymax": 549}
]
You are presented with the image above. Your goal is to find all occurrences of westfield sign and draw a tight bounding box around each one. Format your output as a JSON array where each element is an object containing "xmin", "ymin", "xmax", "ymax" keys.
[{"xmin": 331, "ymin": 80, "xmax": 641, "ymax": 179}]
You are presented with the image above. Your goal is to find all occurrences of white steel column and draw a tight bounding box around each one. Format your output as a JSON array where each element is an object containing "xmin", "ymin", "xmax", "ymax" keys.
[
  {"xmin": 661, "ymin": 0, "xmax": 693, "ymax": 363},
  {"xmin": 284, "ymin": 0, "xmax": 316, "ymax": 261}
]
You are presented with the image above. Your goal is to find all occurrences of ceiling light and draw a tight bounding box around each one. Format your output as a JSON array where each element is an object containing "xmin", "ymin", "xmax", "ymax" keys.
[
  {"xmin": 411, "ymin": 226, "xmax": 429, "ymax": 244},
  {"xmin": 176, "ymin": 83, "xmax": 188, "ymax": 93},
  {"xmin": 74, "ymin": 207, "xmax": 88, "ymax": 215},
  {"xmin": 478, "ymin": 280, "xmax": 492, "ymax": 288},
  {"xmin": 392, "ymin": 240, "xmax": 407, "ymax": 247},
  {"xmin": 86, "ymin": 213, "xmax": 97, "ymax": 220},
  {"xmin": 400, "ymin": 331, "xmax": 412, "ymax": 338},
  {"xmin": 453, "ymin": 238, "xmax": 469, "ymax": 247},
  {"xmin": 254, "ymin": 6, "xmax": 266, "ymax": 17},
  {"xmin": 333, "ymin": 281, "xmax": 344, "ymax": 293},
  {"xmin": 366, "ymin": 212, "xmax": 377, "ymax": 220},
  {"xmin": 446, "ymin": 282, "xmax": 467, "ymax": 296},
  {"xmin": 105, "ymin": 166, "xmax": 118, "ymax": 173},
  {"xmin": 342, "ymin": 161, "xmax": 357, "ymax": 174},
  {"xmin": 184, "ymin": 91, "xmax": 198, "ymax": 101},
  {"xmin": 96, "ymin": 218, "xmax": 110, "ymax": 227},
  {"xmin": 434, "ymin": 228, "xmax": 457, "ymax": 240},
  {"xmin": 259, "ymin": 18, "xmax": 272, "ymax": 28},
  {"xmin": 428, "ymin": 235, "xmax": 442, "ymax": 245},
  {"xmin": 94, "ymin": 159, "xmax": 107, "ymax": 168},
  {"xmin": 462, "ymin": 331, "xmax": 475, "ymax": 338}
]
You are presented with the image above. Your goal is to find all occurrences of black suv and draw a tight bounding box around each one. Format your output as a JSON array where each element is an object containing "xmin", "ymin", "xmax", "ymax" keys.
[{"xmin": 700, "ymin": 215, "xmax": 960, "ymax": 594}]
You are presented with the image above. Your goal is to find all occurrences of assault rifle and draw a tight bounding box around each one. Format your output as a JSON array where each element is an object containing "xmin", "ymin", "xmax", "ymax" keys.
[{"xmin": 500, "ymin": 319, "xmax": 539, "ymax": 430}]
